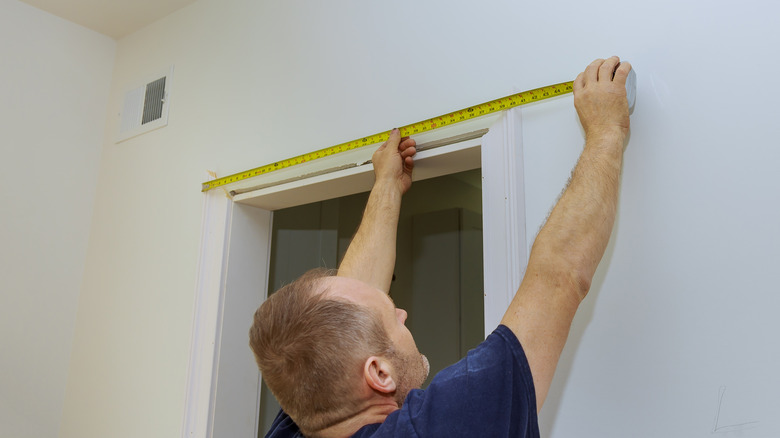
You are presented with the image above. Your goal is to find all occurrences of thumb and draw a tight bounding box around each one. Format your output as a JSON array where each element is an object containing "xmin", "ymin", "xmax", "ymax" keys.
[{"xmin": 386, "ymin": 128, "xmax": 401, "ymax": 149}]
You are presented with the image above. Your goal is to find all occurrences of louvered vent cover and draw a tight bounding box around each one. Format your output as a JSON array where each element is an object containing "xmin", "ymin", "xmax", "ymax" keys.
[
  {"xmin": 142, "ymin": 77, "xmax": 166, "ymax": 125},
  {"xmin": 117, "ymin": 66, "xmax": 173, "ymax": 143}
]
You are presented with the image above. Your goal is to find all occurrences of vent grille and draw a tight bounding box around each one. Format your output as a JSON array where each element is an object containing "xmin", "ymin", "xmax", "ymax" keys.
[
  {"xmin": 116, "ymin": 66, "xmax": 173, "ymax": 143},
  {"xmin": 142, "ymin": 77, "xmax": 166, "ymax": 125}
]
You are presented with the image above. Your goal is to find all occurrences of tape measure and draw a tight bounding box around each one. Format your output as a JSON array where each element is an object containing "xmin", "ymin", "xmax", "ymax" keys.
[{"xmin": 202, "ymin": 77, "xmax": 606, "ymax": 192}]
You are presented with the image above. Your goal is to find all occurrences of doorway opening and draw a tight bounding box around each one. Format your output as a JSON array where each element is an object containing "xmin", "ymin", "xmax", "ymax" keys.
[{"xmin": 258, "ymin": 168, "xmax": 484, "ymax": 434}]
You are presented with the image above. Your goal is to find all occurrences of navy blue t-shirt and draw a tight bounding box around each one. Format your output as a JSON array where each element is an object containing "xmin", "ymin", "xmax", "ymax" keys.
[{"xmin": 265, "ymin": 324, "xmax": 539, "ymax": 437}]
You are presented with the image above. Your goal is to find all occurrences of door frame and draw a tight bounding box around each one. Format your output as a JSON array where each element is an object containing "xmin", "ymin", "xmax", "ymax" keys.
[{"xmin": 181, "ymin": 108, "xmax": 526, "ymax": 438}]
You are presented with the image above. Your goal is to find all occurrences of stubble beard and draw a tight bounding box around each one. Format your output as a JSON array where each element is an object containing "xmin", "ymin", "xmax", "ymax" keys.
[{"xmin": 392, "ymin": 350, "xmax": 431, "ymax": 407}]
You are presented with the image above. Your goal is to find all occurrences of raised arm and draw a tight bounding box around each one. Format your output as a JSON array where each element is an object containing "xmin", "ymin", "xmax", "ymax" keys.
[
  {"xmin": 337, "ymin": 129, "xmax": 416, "ymax": 292},
  {"xmin": 501, "ymin": 57, "xmax": 632, "ymax": 411}
]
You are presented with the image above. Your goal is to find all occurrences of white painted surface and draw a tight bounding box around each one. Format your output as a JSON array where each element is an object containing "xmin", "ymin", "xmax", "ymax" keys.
[
  {"xmin": 481, "ymin": 109, "xmax": 527, "ymax": 335},
  {"xmin": 180, "ymin": 184, "xmax": 232, "ymax": 438},
  {"xmin": 58, "ymin": 0, "xmax": 780, "ymax": 437},
  {"xmin": 0, "ymin": 2, "xmax": 115, "ymax": 438},
  {"xmin": 210, "ymin": 204, "xmax": 272, "ymax": 438},
  {"xmin": 519, "ymin": 9, "xmax": 780, "ymax": 435}
]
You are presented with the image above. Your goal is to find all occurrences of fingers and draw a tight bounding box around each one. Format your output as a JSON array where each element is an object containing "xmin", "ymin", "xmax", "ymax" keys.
[
  {"xmin": 403, "ymin": 155, "xmax": 414, "ymax": 173},
  {"xmin": 374, "ymin": 129, "xmax": 416, "ymax": 169},
  {"xmin": 400, "ymin": 138, "xmax": 416, "ymax": 173},
  {"xmin": 387, "ymin": 131, "xmax": 416, "ymax": 156},
  {"xmin": 584, "ymin": 58, "xmax": 603, "ymax": 84},
  {"xmin": 612, "ymin": 61, "xmax": 632, "ymax": 84},
  {"xmin": 382, "ymin": 129, "xmax": 417, "ymax": 152},
  {"xmin": 399, "ymin": 137, "xmax": 416, "ymax": 153},
  {"xmin": 598, "ymin": 56, "xmax": 620, "ymax": 81},
  {"xmin": 581, "ymin": 56, "xmax": 626, "ymax": 85}
]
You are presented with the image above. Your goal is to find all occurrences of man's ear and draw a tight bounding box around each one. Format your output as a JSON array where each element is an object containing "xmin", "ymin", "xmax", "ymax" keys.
[{"xmin": 364, "ymin": 356, "xmax": 396, "ymax": 394}]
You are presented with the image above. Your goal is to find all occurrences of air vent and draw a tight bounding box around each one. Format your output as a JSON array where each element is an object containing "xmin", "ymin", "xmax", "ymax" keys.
[
  {"xmin": 116, "ymin": 66, "xmax": 173, "ymax": 143},
  {"xmin": 142, "ymin": 77, "xmax": 166, "ymax": 124}
]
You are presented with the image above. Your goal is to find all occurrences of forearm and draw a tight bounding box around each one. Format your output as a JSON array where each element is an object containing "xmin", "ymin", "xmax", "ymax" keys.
[
  {"xmin": 529, "ymin": 128, "xmax": 625, "ymax": 299},
  {"xmin": 502, "ymin": 128, "xmax": 626, "ymax": 410},
  {"xmin": 337, "ymin": 178, "xmax": 402, "ymax": 292}
]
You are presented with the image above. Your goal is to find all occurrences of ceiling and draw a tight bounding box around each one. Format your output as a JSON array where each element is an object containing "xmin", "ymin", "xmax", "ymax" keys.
[{"xmin": 20, "ymin": 0, "xmax": 197, "ymax": 39}]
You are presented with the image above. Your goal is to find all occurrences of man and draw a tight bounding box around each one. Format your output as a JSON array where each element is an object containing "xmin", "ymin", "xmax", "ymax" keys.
[{"xmin": 250, "ymin": 56, "xmax": 633, "ymax": 437}]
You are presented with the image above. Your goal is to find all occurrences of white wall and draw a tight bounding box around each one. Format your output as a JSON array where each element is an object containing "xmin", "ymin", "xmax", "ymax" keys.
[
  {"xmin": 57, "ymin": 0, "xmax": 780, "ymax": 437},
  {"xmin": 0, "ymin": 1, "xmax": 115, "ymax": 437},
  {"xmin": 519, "ymin": 1, "xmax": 780, "ymax": 436}
]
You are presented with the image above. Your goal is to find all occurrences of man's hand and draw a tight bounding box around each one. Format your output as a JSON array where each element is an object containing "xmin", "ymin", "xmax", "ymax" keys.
[
  {"xmin": 574, "ymin": 56, "xmax": 632, "ymax": 140},
  {"xmin": 372, "ymin": 128, "xmax": 417, "ymax": 195}
]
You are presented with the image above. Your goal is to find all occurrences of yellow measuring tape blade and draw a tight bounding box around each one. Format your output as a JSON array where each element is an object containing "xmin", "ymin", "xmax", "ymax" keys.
[{"xmin": 202, "ymin": 80, "xmax": 574, "ymax": 192}]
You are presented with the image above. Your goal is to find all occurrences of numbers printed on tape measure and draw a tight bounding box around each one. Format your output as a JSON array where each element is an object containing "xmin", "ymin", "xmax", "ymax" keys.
[{"xmin": 202, "ymin": 81, "xmax": 574, "ymax": 192}]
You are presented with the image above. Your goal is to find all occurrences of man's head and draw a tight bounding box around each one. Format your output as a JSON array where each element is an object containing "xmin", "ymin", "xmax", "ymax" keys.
[
  {"xmin": 323, "ymin": 275, "xmax": 430, "ymax": 409},
  {"xmin": 248, "ymin": 269, "xmax": 429, "ymax": 435}
]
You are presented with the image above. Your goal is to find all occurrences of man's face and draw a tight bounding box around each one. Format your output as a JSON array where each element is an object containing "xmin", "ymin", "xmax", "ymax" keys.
[{"xmin": 322, "ymin": 276, "xmax": 429, "ymax": 404}]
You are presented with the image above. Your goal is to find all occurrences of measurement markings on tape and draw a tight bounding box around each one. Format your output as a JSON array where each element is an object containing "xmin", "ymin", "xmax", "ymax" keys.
[{"xmin": 202, "ymin": 81, "xmax": 575, "ymax": 192}]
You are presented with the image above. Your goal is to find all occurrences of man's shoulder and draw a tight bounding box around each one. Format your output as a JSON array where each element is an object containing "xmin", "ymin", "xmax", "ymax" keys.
[{"xmin": 352, "ymin": 325, "xmax": 539, "ymax": 437}]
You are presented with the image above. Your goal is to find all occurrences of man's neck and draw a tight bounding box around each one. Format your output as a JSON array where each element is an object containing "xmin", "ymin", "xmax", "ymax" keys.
[{"xmin": 312, "ymin": 404, "xmax": 397, "ymax": 438}]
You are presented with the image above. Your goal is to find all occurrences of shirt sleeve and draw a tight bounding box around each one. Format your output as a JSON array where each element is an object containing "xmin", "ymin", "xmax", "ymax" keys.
[{"xmin": 354, "ymin": 325, "xmax": 540, "ymax": 438}]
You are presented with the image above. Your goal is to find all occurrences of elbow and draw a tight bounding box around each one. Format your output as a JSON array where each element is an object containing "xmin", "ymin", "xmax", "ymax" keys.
[
  {"xmin": 561, "ymin": 253, "xmax": 595, "ymax": 301},
  {"xmin": 573, "ymin": 268, "xmax": 592, "ymax": 301},
  {"xmin": 528, "ymin": 247, "xmax": 594, "ymax": 303}
]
